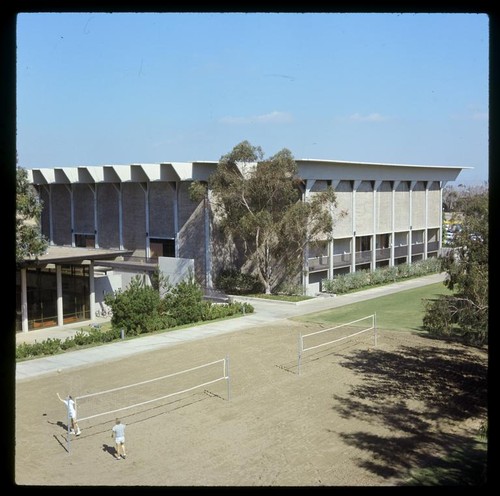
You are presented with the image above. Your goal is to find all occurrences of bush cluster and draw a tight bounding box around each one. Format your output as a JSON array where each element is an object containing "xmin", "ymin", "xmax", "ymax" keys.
[
  {"xmin": 106, "ymin": 275, "xmax": 254, "ymax": 336},
  {"xmin": 214, "ymin": 269, "xmax": 265, "ymax": 295},
  {"xmin": 321, "ymin": 258, "xmax": 441, "ymax": 295}
]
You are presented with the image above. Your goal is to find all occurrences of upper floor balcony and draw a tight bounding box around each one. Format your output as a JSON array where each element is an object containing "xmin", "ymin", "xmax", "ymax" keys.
[{"xmin": 308, "ymin": 241, "xmax": 440, "ymax": 272}]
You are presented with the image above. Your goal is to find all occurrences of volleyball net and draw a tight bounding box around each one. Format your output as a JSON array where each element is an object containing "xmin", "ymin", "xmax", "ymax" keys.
[
  {"xmin": 75, "ymin": 356, "xmax": 230, "ymax": 423},
  {"xmin": 297, "ymin": 314, "xmax": 377, "ymax": 374}
]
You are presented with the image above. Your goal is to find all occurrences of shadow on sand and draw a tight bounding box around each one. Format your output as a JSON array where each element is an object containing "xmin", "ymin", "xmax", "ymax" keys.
[{"xmin": 331, "ymin": 334, "xmax": 487, "ymax": 484}]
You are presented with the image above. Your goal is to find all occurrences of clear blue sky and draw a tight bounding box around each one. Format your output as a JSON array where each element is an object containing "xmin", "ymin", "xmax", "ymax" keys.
[{"xmin": 16, "ymin": 12, "xmax": 489, "ymax": 185}]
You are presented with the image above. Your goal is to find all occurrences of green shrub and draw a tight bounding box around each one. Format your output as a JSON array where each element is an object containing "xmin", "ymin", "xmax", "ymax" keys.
[
  {"xmin": 322, "ymin": 258, "xmax": 441, "ymax": 295},
  {"xmin": 273, "ymin": 281, "xmax": 304, "ymax": 296},
  {"xmin": 105, "ymin": 275, "xmax": 165, "ymax": 335},
  {"xmin": 215, "ymin": 269, "xmax": 264, "ymax": 295},
  {"xmin": 161, "ymin": 276, "xmax": 206, "ymax": 325},
  {"xmin": 16, "ymin": 326, "xmax": 123, "ymax": 359}
]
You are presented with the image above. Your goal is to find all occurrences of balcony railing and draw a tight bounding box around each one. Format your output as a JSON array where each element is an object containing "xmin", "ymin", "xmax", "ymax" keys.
[
  {"xmin": 307, "ymin": 241, "xmax": 440, "ymax": 272},
  {"xmin": 355, "ymin": 250, "xmax": 372, "ymax": 263},
  {"xmin": 411, "ymin": 242, "xmax": 425, "ymax": 255},
  {"xmin": 427, "ymin": 241, "xmax": 439, "ymax": 252},
  {"xmin": 394, "ymin": 245, "xmax": 408, "ymax": 258},
  {"xmin": 375, "ymin": 247, "xmax": 391, "ymax": 260}
]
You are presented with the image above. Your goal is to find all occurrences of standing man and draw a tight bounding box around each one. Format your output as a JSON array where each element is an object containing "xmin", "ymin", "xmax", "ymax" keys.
[
  {"xmin": 111, "ymin": 418, "xmax": 127, "ymax": 460},
  {"xmin": 56, "ymin": 393, "xmax": 81, "ymax": 436}
]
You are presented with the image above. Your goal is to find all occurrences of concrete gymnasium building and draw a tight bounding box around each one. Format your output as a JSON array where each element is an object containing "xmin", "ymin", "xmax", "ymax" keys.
[{"xmin": 16, "ymin": 158, "xmax": 466, "ymax": 333}]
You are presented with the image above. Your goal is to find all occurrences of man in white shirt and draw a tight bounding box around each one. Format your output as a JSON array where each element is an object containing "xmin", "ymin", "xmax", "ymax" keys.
[{"xmin": 111, "ymin": 418, "xmax": 127, "ymax": 460}]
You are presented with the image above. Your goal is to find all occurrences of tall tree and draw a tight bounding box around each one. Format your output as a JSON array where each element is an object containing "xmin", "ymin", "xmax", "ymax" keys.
[
  {"xmin": 191, "ymin": 141, "xmax": 339, "ymax": 294},
  {"xmin": 16, "ymin": 166, "xmax": 47, "ymax": 265},
  {"xmin": 423, "ymin": 187, "xmax": 488, "ymax": 345}
]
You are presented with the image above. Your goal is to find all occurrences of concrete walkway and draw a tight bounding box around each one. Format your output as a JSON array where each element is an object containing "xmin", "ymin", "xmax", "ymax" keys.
[{"xmin": 15, "ymin": 273, "xmax": 446, "ymax": 382}]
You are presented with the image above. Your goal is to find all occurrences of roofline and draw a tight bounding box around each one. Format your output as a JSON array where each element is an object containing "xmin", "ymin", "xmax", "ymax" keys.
[
  {"xmin": 25, "ymin": 158, "xmax": 471, "ymax": 186},
  {"xmin": 296, "ymin": 158, "xmax": 472, "ymax": 170}
]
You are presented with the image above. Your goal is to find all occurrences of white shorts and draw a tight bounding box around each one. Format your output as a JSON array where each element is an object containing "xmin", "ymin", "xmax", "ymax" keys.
[{"xmin": 115, "ymin": 436, "xmax": 125, "ymax": 444}]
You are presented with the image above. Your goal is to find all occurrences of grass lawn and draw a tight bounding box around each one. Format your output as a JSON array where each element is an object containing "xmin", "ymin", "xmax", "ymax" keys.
[
  {"xmin": 293, "ymin": 281, "xmax": 487, "ymax": 486},
  {"xmin": 293, "ymin": 282, "xmax": 454, "ymax": 331},
  {"xmin": 402, "ymin": 438, "xmax": 487, "ymax": 485},
  {"xmin": 247, "ymin": 293, "xmax": 313, "ymax": 302}
]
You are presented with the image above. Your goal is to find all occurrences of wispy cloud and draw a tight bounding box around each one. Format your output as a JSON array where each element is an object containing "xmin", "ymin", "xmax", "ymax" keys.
[
  {"xmin": 264, "ymin": 73, "xmax": 296, "ymax": 82},
  {"xmin": 219, "ymin": 111, "xmax": 293, "ymax": 125},
  {"xmin": 468, "ymin": 108, "xmax": 488, "ymax": 121},
  {"xmin": 348, "ymin": 112, "xmax": 389, "ymax": 122},
  {"xmin": 470, "ymin": 111, "xmax": 488, "ymax": 121},
  {"xmin": 451, "ymin": 105, "xmax": 488, "ymax": 122}
]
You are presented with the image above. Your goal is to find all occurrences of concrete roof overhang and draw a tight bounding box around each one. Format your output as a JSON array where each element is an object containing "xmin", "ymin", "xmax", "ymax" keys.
[
  {"xmin": 22, "ymin": 246, "xmax": 133, "ymax": 267},
  {"xmin": 26, "ymin": 159, "xmax": 471, "ymax": 186}
]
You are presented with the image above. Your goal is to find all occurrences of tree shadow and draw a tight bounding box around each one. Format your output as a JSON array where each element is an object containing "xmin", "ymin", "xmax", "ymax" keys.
[{"xmin": 331, "ymin": 339, "xmax": 487, "ymax": 483}]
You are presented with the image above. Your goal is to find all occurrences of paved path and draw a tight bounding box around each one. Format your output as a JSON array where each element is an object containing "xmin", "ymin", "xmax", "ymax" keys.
[{"xmin": 15, "ymin": 273, "xmax": 446, "ymax": 382}]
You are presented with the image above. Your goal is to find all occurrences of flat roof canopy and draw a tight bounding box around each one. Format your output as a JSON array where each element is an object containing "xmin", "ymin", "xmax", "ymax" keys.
[
  {"xmin": 26, "ymin": 159, "xmax": 471, "ymax": 185},
  {"xmin": 23, "ymin": 246, "xmax": 133, "ymax": 267}
]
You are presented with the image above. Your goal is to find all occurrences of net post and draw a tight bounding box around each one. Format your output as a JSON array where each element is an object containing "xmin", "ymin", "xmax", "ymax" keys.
[
  {"xmin": 225, "ymin": 355, "xmax": 231, "ymax": 401},
  {"xmin": 374, "ymin": 312, "xmax": 378, "ymax": 347}
]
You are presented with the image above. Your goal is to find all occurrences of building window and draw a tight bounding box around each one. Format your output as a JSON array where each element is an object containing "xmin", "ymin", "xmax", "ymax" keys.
[
  {"xmin": 75, "ymin": 234, "xmax": 95, "ymax": 248},
  {"xmin": 356, "ymin": 236, "xmax": 372, "ymax": 252},
  {"xmin": 377, "ymin": 233, "xmax": 391, "ymax": 249},
  {"xmin": 150, "ymin": 238, "xmax": 175, "ymax": 258}
]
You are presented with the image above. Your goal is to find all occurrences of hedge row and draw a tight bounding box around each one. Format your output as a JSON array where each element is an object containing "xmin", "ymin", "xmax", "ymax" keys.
[
  {"xmin": 321, "ymin": 258, "xmax": 442, "ymax": 295},
  {"xmin": 16, "ymin": 325, "xmax": 123, "ymax": 360},
  {"xmin": 16, "ymin": 301, "xmax": 254, "ymax": 361}
]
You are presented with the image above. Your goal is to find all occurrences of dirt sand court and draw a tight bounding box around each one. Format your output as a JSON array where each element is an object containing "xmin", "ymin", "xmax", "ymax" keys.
[{"xmin": 15, "ymin": 318, "xmax": 487, "ymax": 486}]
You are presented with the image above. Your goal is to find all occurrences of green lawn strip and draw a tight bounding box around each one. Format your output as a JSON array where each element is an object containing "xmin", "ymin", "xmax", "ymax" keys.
[
  {"xmin": 293, "ymin": 281, "xmax": 486, "ymax": 486},
  {"xmin": 246, "ymin": 294, "xmax": 313, "ymax": 302},
  {"xmin": 292, "ymin": 282, "xmax": 453, "ymax": 332}
]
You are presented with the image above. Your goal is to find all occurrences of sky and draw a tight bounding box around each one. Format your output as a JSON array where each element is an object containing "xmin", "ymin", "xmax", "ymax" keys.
[{"xmin": 16, "ymin": 12, "xmax": 489, "ymax": 185}]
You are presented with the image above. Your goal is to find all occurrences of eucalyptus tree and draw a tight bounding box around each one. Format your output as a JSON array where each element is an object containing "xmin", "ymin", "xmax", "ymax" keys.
[
  {"xmin": 191, "ymin": 141, "xmax": 338, "ymax": 294},
  {"xmin": 423, "ymin": 187, "xmax": 488, "ymax": 345},
  {"xmin": 16, "ymin": 166, "xmax": 48, "ymax": 265}
]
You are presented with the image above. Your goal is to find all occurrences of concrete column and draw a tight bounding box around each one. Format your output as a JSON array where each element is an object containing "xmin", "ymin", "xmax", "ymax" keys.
[
  {"xmin": 351, "ymin": 180, "xmax": 360, "ymax": 272},
  {"xmin": 168, "ymin": 182, "xmax": 179, "ymax": 257},
  {"xmin": 91, "ymin": 184, "xmax": 99, "ymax": 248},
  {"xmin": 372, "ymin": 181, "xmax": 381, "ymax": 270},
  {"xmin": 21, "ymin": 268, "xmax": 28, "ymax": 333},
  {"xmin": 118, "ymin": 184, "xmax": 124, "ymax": 250},
  {"xmin": 328, "ymin": 180, "xmax": 340, "ymax": 280},
  {"xmin": 89, "ymin": 261, "xmax": 96, "ymax": 322},
  {"xmin": 140, "ymin": 182, "xmax": 150, "ymax": 258},
  {"xmin": 439, "ymin": 181, "xmax": 447, "ymax": 252},
  {"xmin": 56, "ymin": 265, "xmax": 63, "ymax": 326},
  {"xmin": 328, "ymin": 238, "xmax": 334, "ymax": 280},
  {"xmin": 391, "ymin": 181, "xmax": 400, "ymax": 267},
  {"xmin": 65, "ymin": 184, "xmax": 75, "ymax": 247},
  {"xmin": 424, "ymin": 181, "xmax": 429, "ymax": 259},
  {"xmin": 409, "ymin": 181, "xmax": 416, "ymax": 264},
  {"xmin": 302, "ymin": 180, "xmax": 316, "ymax": 293},
  {"xmin": 44, "ymin": 185, "xmax": 54, "ymax": 245}
]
